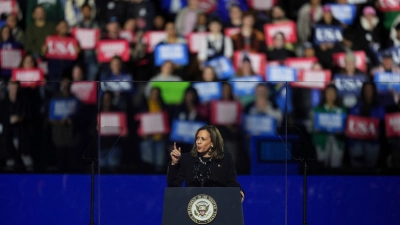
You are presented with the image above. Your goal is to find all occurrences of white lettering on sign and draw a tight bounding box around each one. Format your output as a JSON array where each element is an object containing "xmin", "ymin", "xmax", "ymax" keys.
[
  {"xmin": 71, "ymin": 83, "xmax": 94, "ymax": 100},
  {"xmin": 268, "ymin": 25, "xmax": 293, "ymax": 38},
  {"xmin": 330, "ymin": 5, "xmax": 353, "ymax": 21},
  {"xmin": 76, "ymin": 29, "xmax": 96, "ymax": 49},
  {"xmin": 379, "ymin": 0, "xmax": 399, "ymax": 8},
  {"xmin": 245, "ymin": 116, "xmax": 274, "ymax": 134},
  {"xmin": 47, "ymin": 40, "xmax": 76, "ymax": 55},
  {"xmin": 334, "ymin": 78, "xmax": 363, "ymax": 92},
  {"xmin": 376, "ymin": 73, "xmax": 400, "ymax": 83},
  {"xmin": 54, "ymin": 100, "xmax": 77, "ymax": 117},
  {"xmin": 348, "ymin": 119, "xmax": 377, "ymax": 136},
  {"xmin": 268, "ymin": 67, "xmax": 295, "ymax": 81},
  {"xmin": 1, "ymin": 49, "xmax": 22, "ymax": 69},
  {"xmin": 100, "ymin": 43, "xmax": 125, "ymax": 58},
  {"xmin": 318, "ymin": 114, "xmax": 343, "ymax": 129},
  {"xmin": 316, "ymin": 28, "xmax": 343, "ymax": 42},
  {"xmin": 388, "ymin": 117, "xmax": 400, "ymax": 131},
  {"xmin": 176, "ymin": 122, "xmax": 203, "ymax": 137},
  {"xmin": 303, "ymin": 70, "xmax": 327, "ymax": 82},
  {"xmin": 159, "ymin": 45, "xmax": 184, "ymax": 60},
  {"xmin": 15, "ymin": 71, "xmax": 41, "ymax": 82},
  {"xmin": 142, "ymin": 113, "xmax": 165, "ymax": 134},
  {"xmin": 194, "ymin": 83, "xmax": 220, "ymax": 100},
  {"xmin": 216, "ymin": 102, "xmax": 238, "ymax": 124}
]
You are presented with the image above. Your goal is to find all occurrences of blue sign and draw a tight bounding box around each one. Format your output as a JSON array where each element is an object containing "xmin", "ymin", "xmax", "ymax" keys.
[
  {"xmin": 274, "ymin": 84, "xmax": 293, "ymax": 113},
  {"xmin": 314, "ymin": 25, "xmax": 343, "ymax": 44},
  {"xmin": 154, "ymin": 44, "xmax": 189, "ymax": 66},
  {"xmin": 314, "ymin": 112, "xmax": 347, "ymax": 133},
  {"xmin": 266, "ymin": 66, "xmax": 297, "ymax": 82},
  {"xmin": 334, "ymin": 75, "xmax": 366, "ymax": 97},
  {"xmin": 374, "ymin": 72, "xmax": 400, "ymax": 93},
  {"xmin": 204, "ymin": 56, "xmax": 235, "ymax": 80},
  {"xmin": 328, "ymin": 4, "xmax": 357, "ymax": 25},
  {"xmin": 230, "ymin": 76, "xmax": 263, "ymax": 96},
  {"xmin": 192, "ymin": 82, "xmax": 222, "ymax": 103},
  {"xmin": 49, "ymin": 98, "xmax": 79, "ymax": 121},
  {"xmin": 170, "ymin": 120, "xmax": 207, "ymax": 144},
  {"xmin": 216, "ymin": 0, "xmax": 248, "ymax": 23},
  {"xmin": 101, "ymin": 75, "xmax": 133, "ymax": 93},
  {"xmin": 243, "ymin": 114, "xmax": 277, "ymax": 136}
]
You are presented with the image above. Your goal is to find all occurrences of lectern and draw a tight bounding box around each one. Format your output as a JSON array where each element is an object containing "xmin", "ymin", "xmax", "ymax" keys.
[{"xmin": 162, "ymin": 187, "xmax": 244, "ymax": 225}]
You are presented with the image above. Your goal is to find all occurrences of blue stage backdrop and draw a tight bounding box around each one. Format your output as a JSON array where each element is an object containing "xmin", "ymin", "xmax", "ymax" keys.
[{"xmin": 1, "ymin": 175, "xmax": 399, "ymax": 225}]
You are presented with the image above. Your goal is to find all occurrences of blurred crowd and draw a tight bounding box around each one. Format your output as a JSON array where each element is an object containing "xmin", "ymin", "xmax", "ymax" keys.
[{"xmin": 1, "ymin": 0, "xmax": 400, "ymax": 174}]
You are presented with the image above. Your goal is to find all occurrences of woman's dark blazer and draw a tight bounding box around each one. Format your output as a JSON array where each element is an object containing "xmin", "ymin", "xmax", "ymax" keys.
[{"xmin": 167, "ymin": 152, "xmax": 243, "ymax": 191}]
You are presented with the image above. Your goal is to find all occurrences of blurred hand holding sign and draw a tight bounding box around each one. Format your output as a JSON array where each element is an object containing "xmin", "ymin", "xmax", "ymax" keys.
[
  {"xmin": 210, "ymin": 100, "xmax": 242, "ymax": 125},
  {"xmin": 98, "ymin": 112, "xmax": 128, "ymax": 137},
  {"xmin": 385, "ymin": 113, "xmax": 400, "ymax": 137},
  {"xmin": 45, "ymin": 36, "xmax": 79, "ymax": 60},
  {"xmin": 96, "ymin": 40, "xmax": 130, "ymax": 63},
  {"xmin": 11, "ymin": 68, "xmax": 44, "ymax": 88},
  {"xmin": 345, "ymin": 115, "xmax": 380, "ymax": 140},
  {"xmin": 136, "ymin": 111, "xmax": 170, "ymax": 137}
]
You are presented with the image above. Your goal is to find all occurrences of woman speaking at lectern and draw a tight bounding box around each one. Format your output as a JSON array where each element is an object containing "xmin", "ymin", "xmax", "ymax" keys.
[{"xmin": 167, "ymin": 125, "xmax": 245, "ymax": 202}]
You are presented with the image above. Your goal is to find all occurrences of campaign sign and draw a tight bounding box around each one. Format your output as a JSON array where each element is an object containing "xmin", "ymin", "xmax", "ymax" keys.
[
  {"xmin": 264, "ymin": 21, "xmax": 297, "ymax": 46},
  {"xmin": 285, "ymin": 57, "xmax": 318, "ymax": 70},
  {"xmin": 100, "ymin": 77, "xmax": 133, "ymax": 93},
  {"xmin": 11, "ymin": 68, "xmax": 44, "ymax": 87},
  {"xmin": 119, "ymin": 30, "xmax": 135, "ymax": 43},
  {"xmin": 154, "ymin": 44, "xmax": 189, "ymax": 66},
  {"xmin": 347, "ymin": 0, "xmax": 368, "ymax": 4},
  {"xmin": 333, "ymin": 51, "xmax": 367, "ymax": 72},
  {"xmin": 378, "ymin": 0, "xmax": 400, "ymax": 11},
  {"xmin": 266, "ymin": 66, "xmax": 297, "ymax": 82},
  {"xmin": 374, "ymin": 72, "xmax": 400, "ymax": 93},
  {"xmin": 144, "ymin": 31, "xmax": 167, "ymax": 53},
  {"xmin": 243, "ymin": 114, "xmax": 277, "ymax": 136},
  {"xmin": 248, "ymin": 0, "xmax": 276, "ymax": 10},
  {"xmin": 230, "ymin": 76, "xmax": 263, "ymax": 96},
  {"xmin": 96, "ymin": 40, "xmax": 130, "ymax": 63},
  {"xmin": 385, "ymin": 113, "xmax": 400, "ymax": 137},
  {"xmin": 314, "ymin": 25, "xmax": 343, "ymax": 45},
  {"xmin": 49, "ymin": 98, "xmax": 79, "ymax": 121},
  {"xmin": 45, "ymin": 36, "xmax": 79, "ymax": 60},
  {"xmin": 345, "ymin": 115, "xmax": 380, "ymax": 139},
  {"xmin": 328, "ymin": 4, "xmax": 357, "ymax": 25},
  {"xmin": 291, "ymin": 69, "xmax": 331, "ymax": 89},
  {"xmin": 170, "ymin": 120, "xmax": 207, "ymax": 144},
  {"xmin": 204, "ymin": 56, "xmax": 235, "ymax": 80},
  {"xmin": 334, "ymin": 75, "xmax": 366, "ymax": 97},
  {"xmin": 0, "ymin": 49, "xmax": 23, "ymax": 69},
  {"xmin": 98, "ymin": 112, "xmax": 128, "ymax": 137},
  {"xmin": 70, "ymin": 81, "xmax": 97, "ymax": 105},
  {"xmin": 187, "ymin": 32, "xmax": 209, "ymax": 53},
  {"xmin": 224, "ymin": 27, "xmax": 240, "ymax": 37},
  {"xmin": 210, "ymin": 100, "xmax": 242, "ymax": 125},
  {"xmin": 192, "ymin": 82, "xmax": 222, "ymax": 103},
  {"xmin": 314, "ymin": 112, "xmax": 347, "ymax": 133},
  {"xmin": 136, "ymin": 111, "xmax": 170, "ymax": 136},
  {"xmin": 233, "ymin": 51, "xmax": 266, "ymax": 76},
  {"xmin": 71, "ymin": 28, "xmax": 100, "ymax": 50},
  {"xmin": 0, "ymin": 0, "xmax": 16, "ymax": 17}
]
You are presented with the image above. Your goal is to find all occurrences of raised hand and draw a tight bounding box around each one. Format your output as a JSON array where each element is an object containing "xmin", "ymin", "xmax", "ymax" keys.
[{"xmin": 170, "ymin": 142, "xmax": 181, "ymax": 165}]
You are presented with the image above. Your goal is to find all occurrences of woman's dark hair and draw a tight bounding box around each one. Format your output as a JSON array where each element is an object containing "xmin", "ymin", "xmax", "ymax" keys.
[
  {"xmin": 202, "ymin": 66, "xmax": 218, "ymax": 81},
  {"xmin": 191, "ymin": 125, "xmax": 224, "ymax": 160},
  {"xmin": 360, "ymin": 81, "xmax": 379, "ymax": 106},
  {"xmin": 319, "ymin": 84, "xmax": 341, "ymax": 107},
  {"xmin": 148, "ymin": 87, "xmax": 166, "ymax": 108},
  {"xmin": 273, "ymin": 31, "xmax": 286, "ymax": 41},
  {"xmin": 19, "ymin": 54, "xmax": 37, "ymax": 68},
  {"xmin": 0, "ymin": 25, "xmax": 12, "ymax": 42},
  {"xmin": 184, "ymin": 86, "xmax": 200, "ymax": 106},
  {"xmin": 221, "ymin": 82, "xmax": 234, "ymax": 100},
  {"xmin": 100, "ymin": 91, "xmax": 115, "ymax": 111}
]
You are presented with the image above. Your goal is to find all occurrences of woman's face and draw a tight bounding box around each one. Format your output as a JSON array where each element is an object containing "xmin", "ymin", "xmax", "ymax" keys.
[
  {"xmin": 196, "ymin": 130, "xmax": 213, "ymax": 155},
  {"xmin": 255, "ymin": 85, "xmax": 268, "ymax": 98},
  {"xmin": 150, "ymin": 88, "xmax": 160, "ymax": 101},
  {"xmin": 325, "ymin": 87, "xmax": 337, "ymax": 105},
  {"xmin": 110, "ymin": 59, "xmax": 122, "ymax": 74},
  {"xmin": 222, "ymin": 84, "xmax": 232, "ymax": 100},
  {"xmin": 273, "ymin": 33, "xmax": 285, "ymax": 48},
  {"xmin": 161, "ymin": 62, "xmax": 173, "ymax": 75},
  {"xmin": 165, "ymin": 23, "xmax": 176, "ymax": 37},
  {"xmin": 22, "ymin": 56, "xmax": 35, "ymax": 69},
  {"xmin": 344, "ymin": 60, "xmax": 356, "ymax": 74},
  {"xmin": 363, "ymin": 84, "xmax": 374, "ymax": 102},
  {"xmin": 153, "ymin": 16, "xmax": 164, "ymax": 29},
  {"xmin": 6, "ymin": 14, "xmax": 17, "ymax": 29},
  {"xmin": 272, "ymin": 6, "xmax": 285, "ymax": 20},
  {"xmin": 209, "ymin": 21, "xmax": 221, "ymax": 33},
  {"xmin": 197, "ymin": 14, "xmax": 207, "ymax": 25},
  {"xmin": 230, "ymin": 6, "xmax": 242, "ymax": 20},
  {"xmin": 57, "ymin": 21, "xmax": 69, "ymax": 36},
  {"xmin": 72, "ymin": 66, "xmax": 83, "ymax": 81},
  {"xmin": 323, "ymin": 12, "xmax": 333, "ymax": 22},
  {"xmin": 124, "ymin": 19, "xmax": 136, "ymax": 31},
  {"xmin": 242, "ymin": 15, "xmax": 254, "ymax": 27},
  {"xmin": 202, "ymin": 67, "xmax": 215, "ymax": 81},
  {"xmin": 185, "ymin": 91, "xmax": 195, "ymax": 104},
  {"xmin": 242, "ymin": 61, "xmax": 253, "ymax": 75},
  {"xmin": 1, "ymin": 27, "xmax": 10, "ymax": 42}
]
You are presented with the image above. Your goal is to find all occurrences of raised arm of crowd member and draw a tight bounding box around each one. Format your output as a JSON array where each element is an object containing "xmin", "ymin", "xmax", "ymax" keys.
[
  {"xmin": 64, "ymin": 0, "xmax": 96, "ymax": 27},
  {"xmin": 167, "ymin": 126, "xmax": 245, "ymax": 202}
]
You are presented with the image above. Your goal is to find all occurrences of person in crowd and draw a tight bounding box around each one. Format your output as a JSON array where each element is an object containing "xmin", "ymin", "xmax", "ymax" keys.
[
  {"xmin": 194, "ymin": 13, "xmax": 208, "ymax": 32},
  {"xmin": 103, "ymin": 18, "xmax": 123, "ymax": 40},
  {"xmin": 0, "ymin": 81, "xmax": 34, "ymax": 171},
  {"xmin": 302, "ymin": 42, "xmax": 316, "ymax": 58},
  {"xmin": 99, "ymin": 91, "xmax": 123, "ymax": 172},
  {"xmin": 175, "ymin": 0, "xmax": 203, "ymax": 36},
  {"xmin": 348, "ymin": 82, "xmax": 385, "ymax": 168},
  {"xmin": 120, "ymin": 18, "xmax": 136, "ymax": 43},
  {"xmin": 26, "ymin": 0, "xmax": 64, "ymax": 26},
  {"xmin": 64, "ymin": 0, "xmax": 96, "ymax": 27},
  {"xmin": 356, "ymin": 6, "xmax": 384, "ymax": 67},
  {"xmin": 146, "ymin": 61, "xmax": 182, "ymax": 97},
  {"xmin": 100, "ymin": 56, "xmax": 133, "ymax": 100},
  {"xmin": 371, "ymin": 51, "xmax": 400, "ymax": 75},
  {"xmin": 270, "ymin": 5, "xmax": 291, "ymax": 24},
  {"xmin": 159, "ymin": 22, "xmax": 187, "ymax": 45},
  {"xmin": 235, "ymin": 56, "xmax": 256, "ymax": 77},
  {"xmin": 225, "ymin": 5, "xmax": 243, "ymax": 28},
  {"xmin": 153, "ymin": 15, "xmax": 166, "ymax": 31},
  {"xmin": 0, "ymin": 25, "xmax": 23, "ymax": 78},
  {"xmin": 335, "ymin": 52, "xmax": 366, "ymax": 78},
  {"xmin": 6, "ymin": 14, "xmax": 24, "ymax": 45},
  {"xmin": 126, "ymin": 0, "xmax": 155, "ymax": 32},
  {"xmin": 200, "ymin": 66, "xmax": 218, "ymax": 81},
  {"xmin": 139, "ymin": 87, "xmax": 168, "ymax": 173},
  {"xmin": 197, "ymin": 18, "xmax": 233, "ymax": 63},
  {"xmin": 266, "ymin": 32, "xmax": 295, "ymax": 61},
  {"xmin": 25, "ymin": 5, "xmax": 56, "ymax": 57},
  {"xmin": 71, "ymin": 64, "xmax": 85, "ymax": 81},
  {"xmin": 316, "ymin": 5, "xmax": 341, "ymax": 26},
  {"xmin": 231, "ymin": 12, "xmax": 265, "ymax": 53},
  {"xmin": 76, "ymin": 3, "xmax": 100, "ymax": 80},
  {"xmin": 168, "ymin": 125, "xmax": 244, "ymax": 202},
  {"xmin": 297, "ymin": 0, "xmax": 323, "ymax": 44},
  {"xmin": 312, "ymin": 84, "xmax": 346, "ymax": 168},
  {"xmin": 96, "ymin": 0, "xmax": 127, "ymax": 26},
  {"xmin": 43, "ymin": 20, "xmax": 80, "ymax": 86}
]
